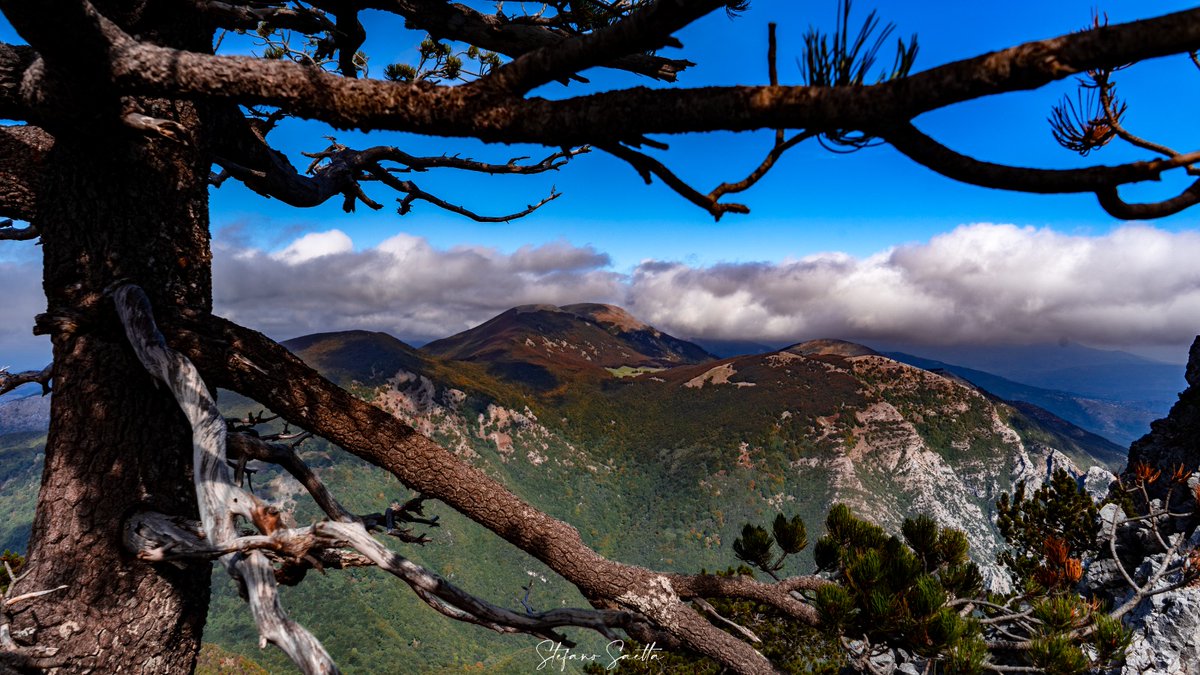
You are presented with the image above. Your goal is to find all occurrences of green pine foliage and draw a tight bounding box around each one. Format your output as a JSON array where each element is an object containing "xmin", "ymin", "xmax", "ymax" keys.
[
  {"xmin": 810, "ymin": 505, "xmax": 984, "ymax": 664},
  {"xmin": 995, "ymin": 469, "xmax": 1099, "ymax": 586}
]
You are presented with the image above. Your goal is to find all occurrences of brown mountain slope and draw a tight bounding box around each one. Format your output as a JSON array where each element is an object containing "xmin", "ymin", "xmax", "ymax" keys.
[{"xmin": 422, "ymin": 304, "xmax": 714, "ymax": 392}]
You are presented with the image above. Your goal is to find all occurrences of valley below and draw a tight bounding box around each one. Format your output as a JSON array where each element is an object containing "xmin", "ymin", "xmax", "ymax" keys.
[{"xmin": 0, "ymin": 303, "xmax": 1185, "ymax": 673}]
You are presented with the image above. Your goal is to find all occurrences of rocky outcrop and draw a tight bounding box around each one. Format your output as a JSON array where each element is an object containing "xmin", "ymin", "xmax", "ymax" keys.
[
  {"xmin": 1113, "ymin": 336, "xmax": 1200, "ymax": 674},
  {"xmin": 1122, "ymin": 584, "xmax": 1200, "ymax": 674},
  {"xmin": 1124, "ymin": 337, "xmax": 1200, "ymax": 500}
]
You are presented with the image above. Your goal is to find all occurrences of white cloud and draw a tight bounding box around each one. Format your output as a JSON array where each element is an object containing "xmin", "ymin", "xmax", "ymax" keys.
[
  {"xmin": 625, "ymin": 224, "xmax": 1200, "ymax": 349},
  {"xmin": 272, "ymin": 229, "xmax": 354, "ymax": 264},
  {"xmin": 214, "ymin": 233, "xmax": 623, "ymax": 342},
  {"xmin": 4, "ymin": 224, "xmax": 1198, "ymax": 366}
]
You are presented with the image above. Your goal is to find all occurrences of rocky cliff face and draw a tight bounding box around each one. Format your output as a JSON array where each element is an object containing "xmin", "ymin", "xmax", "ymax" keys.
[
  {"xmin": 1109, "ymin": 337, "xmax": 1200, "ymax": 675},
  {"xmin": 1124, "ymin": 336, "xmax": 1200, "ymax": 502}
]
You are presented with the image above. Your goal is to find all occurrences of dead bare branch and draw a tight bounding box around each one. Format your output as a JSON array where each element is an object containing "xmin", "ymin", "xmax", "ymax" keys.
[
  {"xmin": 0, "ymin": 363, "xmax": 51, "ymax": 396},
  {"xmin": 884, "ymin": 122, "xmax": 1200, "ymax": 194},
  {"xmin": 111, "ymin": 284, "xmax": 337, "ymax": 674},
  {"xmin": 482, "ymin": 0, "xmax": 725, "ymax": 93},
  {"xmin": 386, "ymin": 175, "xmax": 561, "ymax": 222},
  {"xmin": 1097, "ymin": 179, "xmax": 1200, "ymax": 220},
  {"xmin": 194, "ymin": 1, "xmax": 335, "ymax": 36},
  {"xmin": 359, "ymin": 0, "xmax": 694, "ymax": 82},
  {"xmin": 600, "ymin": 143, "xmax": 750, "ymax": 219},
  {"xmin": 227, "ymin": 432, "xmax": 356, "ymax": 524}
]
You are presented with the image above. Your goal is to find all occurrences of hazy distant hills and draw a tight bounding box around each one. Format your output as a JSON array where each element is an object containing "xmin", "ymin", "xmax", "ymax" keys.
[
  {"xmin": 874, "ymin": 341, "xmax": 1184, "ymax": 403},
  {"xmin": 884, "ymin": 351, "xmax": 1172, "ymax": 447}
]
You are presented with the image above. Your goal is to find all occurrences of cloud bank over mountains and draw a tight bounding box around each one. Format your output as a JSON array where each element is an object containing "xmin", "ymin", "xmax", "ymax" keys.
[
  {"xmin": 1, "ymin": 223, "xmax": 1196, "ymax": 372},
  {"xmin": 213, "ymin": 223, "xmax": 1200, "ymax": 351}
]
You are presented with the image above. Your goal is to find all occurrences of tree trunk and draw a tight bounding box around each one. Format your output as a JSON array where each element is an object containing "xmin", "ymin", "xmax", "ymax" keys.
[{"xmin": 5, "ymin": 100, "xmax": 215, "ymax": 674}]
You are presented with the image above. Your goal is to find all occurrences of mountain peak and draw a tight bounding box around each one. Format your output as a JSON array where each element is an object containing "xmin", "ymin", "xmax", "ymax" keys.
[
  {"xmin": 561, "ymin": 303, "xmax": 651, "ymax": 333},
  {"xmin": 785, "ymin": 339, "xmax": 879, "ymax": 358},
  {"xmin": 511, "ymin": 303, "xmax": 564, "ymax": 315},
  {"xmin": 423, "ymin": 303, "xmax": 713, "ymax": 391}
]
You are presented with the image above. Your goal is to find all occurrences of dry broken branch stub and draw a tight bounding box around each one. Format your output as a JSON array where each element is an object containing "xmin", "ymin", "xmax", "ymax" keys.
[
  {"xmin": 482, "ymin": 0, "xmax": 725, "ymax": 93},
  {"xmin": 112, "ymin": 284, "xmax": 337, "ymax": 674},
  {"xmin": 0, "ymin": 363, "xmax": 51, "ymax": 396}
]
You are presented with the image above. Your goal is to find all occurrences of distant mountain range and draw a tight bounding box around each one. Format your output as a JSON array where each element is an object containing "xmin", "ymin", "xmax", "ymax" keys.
[
  {"xmin": 882, "ymin": 352, "xmax": 1167, "ymax": 447},
  {"xmin": 871, "ymin": 341, "xmax": 1184, "ymax": 402},
  {"xmin": 0, "ymin": 303, "xmax": 1186, "ymax": 672},
  {"xmin": 277, "ymin": 306, "xmax": 1128, "ymax": 582}
]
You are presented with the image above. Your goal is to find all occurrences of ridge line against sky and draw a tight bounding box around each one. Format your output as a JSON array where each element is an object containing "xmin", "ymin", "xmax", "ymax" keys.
[
  {"xmin": 7, "ymin": 221, "xmax": 1200, "ymax": 369},
  {"xmin": 3, "ymin": 1, "xmax": 1200, "ymax": 369}
]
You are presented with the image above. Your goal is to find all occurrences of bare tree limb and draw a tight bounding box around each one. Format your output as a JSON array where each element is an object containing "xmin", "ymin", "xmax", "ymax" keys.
[
  {"xmin": 124, "ymin": 510, "xmax": 641, "ymax": 646},
  {"xmin": 305, "ymin": 143, "xmax": 590, "ymax": 175},
  {"xmin": 1096, "ymin": 179, "xmax": 1200, "ymax": 220},
  {"xmin": 692, "ymin": 597, "xmax": 762, "ymax": 644},
  {"xmin": 882, "ymin": 122, "xmax": 1200, "ymax": 194},
  {"xmin": 359, "ymin": 0, "xmax": 695, "ymax": 82},
  {"xmin": 194, "ymin": 1, "xmax": 336, "ymax": 36},
  {"xmin": 0, "ymin": 364, "xmax": 51, "ymax": 396},
  {"xmin": 600, "ymin": 143, "xmax": 749, "ymax": 219},
  {"xmin": 227, "ymin": 432, "xmax": 356, "ymax": 524},
  {"xmin": 212, "ymin": 110, "xmax": 580, "ymax": 216},
  {"xmin": 371, "ymin": 169, "xmax": 562, "ymax": 222},
  {"xmin": 111, "ymin": 285, "xmax": 338, "ymax": 675},
  {"xmin": 104, "ymin": 8, "xmax": 1200, "ymax": 146},
  {"xmin": 482, "ymin": 0, "xmax": 726, "ymax": 93}
]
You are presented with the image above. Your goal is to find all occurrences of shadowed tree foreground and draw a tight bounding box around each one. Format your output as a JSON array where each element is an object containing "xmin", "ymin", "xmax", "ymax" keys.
[{"xmin": 2, "ymin": 1, "xmax": 1200, "ymax": 673}]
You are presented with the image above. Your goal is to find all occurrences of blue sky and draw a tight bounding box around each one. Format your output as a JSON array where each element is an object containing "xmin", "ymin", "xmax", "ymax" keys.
[{"xmin": 4, "ymin": 1, "xmax": 1200, "ymax": 370}]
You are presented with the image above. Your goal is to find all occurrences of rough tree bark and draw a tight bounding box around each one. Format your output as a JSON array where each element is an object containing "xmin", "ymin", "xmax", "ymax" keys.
[{"xmin": 3, "ymin": 4, "xmax": 216, "ymax": 672}]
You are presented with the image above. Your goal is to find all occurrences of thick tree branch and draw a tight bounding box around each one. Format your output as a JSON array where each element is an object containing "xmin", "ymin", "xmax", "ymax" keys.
[
  {"xmin": 169, "ymin": 312, "xmax": 791, "ymax": 674},
  {"xmin": 194, "ymin": 1, "xmax": 336, "ymax": 36},
  {"xmin": 360, "ymin": 0, "xmax": 694, "ymax": 82},
  {"xmin": 0, "ymin": 364, "xmax": 51, "ymax": 396},
  {"xmin": 1096, "ymin": 179, "xmax": 1200, "ymax": 220},
  {"xmin": 483, "ymin": 0, "xmax": 725, "ymax": 93},
  {"xmin": 105, "ymin": 8, "xmax": 1200, "ymax": 146},
  {"xmin": 883, "ymin": 123, "xmax": 1200, "ymax": 192},
  {"xmin": 0, "ymin": 43, "xmax": 37, "ymax": 121},
  {"xmin": 0, "ymin": 125, "xmax": 52, "ymax": 223}
]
